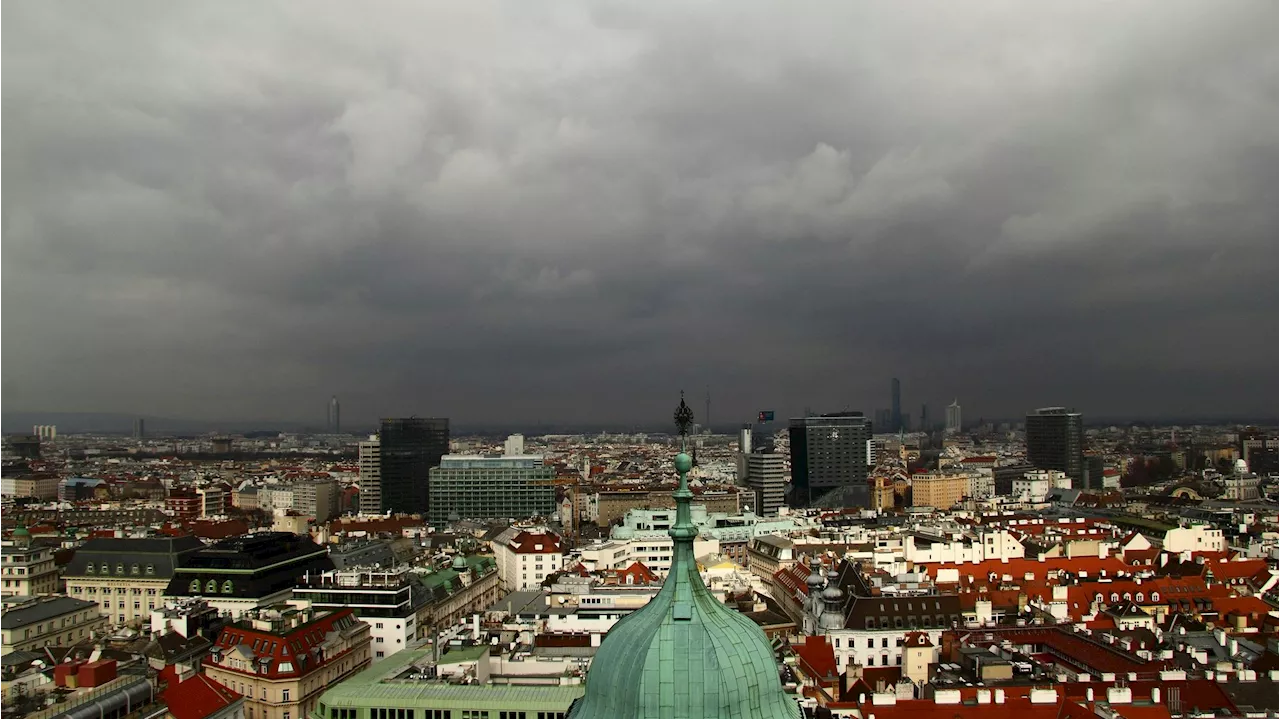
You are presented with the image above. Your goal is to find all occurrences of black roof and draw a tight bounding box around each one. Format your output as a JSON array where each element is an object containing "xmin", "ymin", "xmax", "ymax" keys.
[{"xmin": 64, "ymin": 536, "xmax": 205, "ymax": 579}]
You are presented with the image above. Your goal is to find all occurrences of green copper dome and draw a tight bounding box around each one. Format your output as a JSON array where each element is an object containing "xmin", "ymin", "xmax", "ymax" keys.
[{"xmin": 569, "ymin": 395, "xmax": 799, "ymax": 719}]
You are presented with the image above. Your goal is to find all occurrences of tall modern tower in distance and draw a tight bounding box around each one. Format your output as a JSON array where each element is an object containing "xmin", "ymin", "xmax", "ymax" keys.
[
  {"xmin": 946, "ymin": 400, "xmax": 962, "ymax": 434},
  {"xmin": 328, "ymin": 396, "xmax": 341, "ymax": 434},
  {"xmin": 788, "ymin": 412, "xmax": 874, "ymax": 508},
  {"xmin": 890, "ymin": 378, "xmax": 902, "ymax": 432},
  {"xmin": 1026, "ymin": 407, "xmax": 1085, "ymax": 488},
  {"xmin": 378, "ymin": 417, "xmax": 449, "ymax": 515}
]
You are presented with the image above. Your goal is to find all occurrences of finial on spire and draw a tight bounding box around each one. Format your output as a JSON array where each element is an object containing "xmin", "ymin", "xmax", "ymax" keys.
[{"xmin": 673, "ymin": 390, "xmax": 694, "ymax": 451}]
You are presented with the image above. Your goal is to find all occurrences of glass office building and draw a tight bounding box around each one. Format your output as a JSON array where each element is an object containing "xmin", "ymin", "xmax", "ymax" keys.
[
  {"xmin": 379, "ymin": 418, "xmax": 449, "ymax": 515},
  {"xmin": 427, "ymin": 455, "xmax": 556, "ymax": 525}
]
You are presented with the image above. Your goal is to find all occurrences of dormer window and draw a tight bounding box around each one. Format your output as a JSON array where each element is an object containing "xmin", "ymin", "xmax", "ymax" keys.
[
  {"xmin": 116, "ymin": 564, "xmax": 124, "ymax": 574},
  {"xmin": 87, "ymin": 564, "xmax": 96, "ymax": 574},
  {"xmin": 101, "ymin": 563, "xmax": 110, "ymax": 573},
  {"xmin": 222, "ymin": 580, "xmax": 234, "ymax": 593},
  {"xmin": 206, "ymin": 579, "xmax": 219, "ymax": 593},
  {"xmin": 145, "ymin": 565, "xmax": 155, "ymax": 575},
  {"xmin": 1150, "ymin": 592, "xmax": 1159, "ymax": 602},
  {"xmin": 131, "ymin": 564, "xmax": 140, "ymax": 575},
  {"xmin": 190, "ymin": 579, "xmax": 201, "ymax": 592}
]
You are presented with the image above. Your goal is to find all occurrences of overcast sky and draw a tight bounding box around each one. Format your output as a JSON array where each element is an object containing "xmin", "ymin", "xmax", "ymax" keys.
[{"xmin": 3, "ymin": 1, "xmax": 1276, "ymax": 428}]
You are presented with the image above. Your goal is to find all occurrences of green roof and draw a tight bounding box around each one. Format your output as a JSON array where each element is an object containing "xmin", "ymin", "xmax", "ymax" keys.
[
  {"xmin": 314, "ymin": 649, "xmax": 582, "ymax": 715},
  {"xmin": 568, "ymin": 449, "xmax": 800, "ymax": 719}
]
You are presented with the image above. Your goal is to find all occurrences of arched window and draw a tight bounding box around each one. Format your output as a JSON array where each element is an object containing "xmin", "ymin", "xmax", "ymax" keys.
[
  {"xmin": 1123, "ymin": 593, "xmax": 1132, "ymax": 601},
  {"xmin": 1136, "ymin": 592, "xmax": 1145, "ymax": 603},
  {"xmin": 222, "ymin": 580, "xmax": 234, "ymax": 594},
  {"xmin": 1095, "ymin": 593, "xmax": 1104, "ymax": 603},
  {"xmin": 190, "ymin": 579, "xmax": 201, "ymax": 592},
  {"xmin": 206, "ymin": 579, "xmax": 219, "ymax": 593},
  {"xmin": 1150, "ymin": 592, "xmax": 1159, "ymax": 602},
  {"xmin": 1110, "ymin": 593, "xmax": 1120, "ymax": 603}
]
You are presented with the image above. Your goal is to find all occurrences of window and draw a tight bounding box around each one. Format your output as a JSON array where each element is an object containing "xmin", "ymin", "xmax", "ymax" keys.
[
  {"xmin": 222, "ymin": 580, "xmax": 234, "ymax": 593},
  {"xmin": 131, "ymin": 564, "xmax": 140, "ymax": 575},
  {"xmin": 116, "ymin": 564, "xmax": 124, "ymax": 574},
  {"xmin": 101, "ymin": 563, "xmax": 110, "ymax": 573},
  {"xmin": 190, "ymin": 579, "xmax": 201, "ymax": 592},
  {"xmin": 87, "ymin": 564, "xmax": 95, "ymax": 574},
  {"xmin": 376, "ymin": 651, "xmax": 385, "ymax": 659},
  {"xmin": 1150, "ymin": 592, "xmax": 1159, "ymax": 602},
  {"xmin": 282, "ymin": 690, "xmax": 290, "ymax": 702},
  {"xmin": 881, "ymin": 638, "xmax": 888, "ymax": 648},
  {"xmin": 284, "ymin": 713, "xmax": 290, "ymax": 719},
  {"xmin": 867, "ymin": 639, "xmax": 874, "ymax": 649},
  {"xmin": 207, "ymin": 579, "xmax": 219, "ymax": 593},
  {"xmin": 146, "ymin": 565, "xmax": 155, "ymax": 575}
]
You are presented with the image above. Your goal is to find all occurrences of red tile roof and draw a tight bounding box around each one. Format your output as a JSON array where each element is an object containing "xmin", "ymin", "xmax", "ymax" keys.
[
  {"xmin": 162, "ymin": 674, "xmax": 240, "ymax": 719},
  {"xmin": 793, "ymin": 636, "xmax": 838, "ymax": 683},
  {"xmin": 508, "ymin": 531, "xmax": 564, "ymax": 554},
  {"xmin": 212, "ymin": 609, "xmax": 363, "ymax": 680}
]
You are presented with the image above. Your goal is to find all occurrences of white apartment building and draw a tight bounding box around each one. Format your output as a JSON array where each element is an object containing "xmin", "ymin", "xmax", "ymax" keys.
[
  {"xmin": 1012, "ymin": 469, "xmax": 1068, "ymax": 502},
  {"xmin": 1, "ymin": 537, "xmax": 59, "ymax": 597},
  {"xmin": 902, "ymin": 529, "xmax": 1024, "ymax": 565},
  {"xmin": 1163, "ymin": 524, "xmax": 1226, "ymax": 553},
  {"xmin": 577, "ymin": 536, "xmax": 720, "ymax": 577},
  {"xmin": 492, "ymin": 528, "xmax": 565, "ymax": 591}
]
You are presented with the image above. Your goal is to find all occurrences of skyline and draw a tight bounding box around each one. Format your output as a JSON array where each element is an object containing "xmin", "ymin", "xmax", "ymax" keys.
[{"xmin": 3, "ymin": 1, "xmax": 1277, "ymax": 426}]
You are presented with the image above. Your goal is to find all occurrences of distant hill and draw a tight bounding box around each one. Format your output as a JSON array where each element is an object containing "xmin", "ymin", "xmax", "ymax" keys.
[{"xmin": 1, "ymin": 411, "xmax": 312, "ymax": 436}]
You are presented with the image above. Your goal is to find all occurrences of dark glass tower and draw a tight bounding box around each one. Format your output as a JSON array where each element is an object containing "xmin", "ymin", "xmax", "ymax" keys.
[
  {"xmin": 379, "ymin": 417, "xmax": 449, "ymax": 515},
  {"xmin": 1025, "ymin": 407, "xmax": 1084, "ymax": 488},
  {"xmin": 788, "ymin": 412, "xmax": 874, "ymax": 508}
]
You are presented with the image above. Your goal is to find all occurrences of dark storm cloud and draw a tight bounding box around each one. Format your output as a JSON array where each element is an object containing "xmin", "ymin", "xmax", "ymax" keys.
[{"xmin": 3, "ymin": 0, "xmax": 1276, "ymax": 427}]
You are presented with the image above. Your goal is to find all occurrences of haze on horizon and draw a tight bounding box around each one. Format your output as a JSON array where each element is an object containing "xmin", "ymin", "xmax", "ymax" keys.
[{"xmin": 3, "ymin": 1, "xmax": 1277, "ymax": 429}]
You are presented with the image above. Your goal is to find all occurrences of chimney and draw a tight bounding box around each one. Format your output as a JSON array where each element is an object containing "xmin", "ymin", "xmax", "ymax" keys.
[{"xmin": 1152, "ymin": 687, "xmax": 1161, "ymax": 703}]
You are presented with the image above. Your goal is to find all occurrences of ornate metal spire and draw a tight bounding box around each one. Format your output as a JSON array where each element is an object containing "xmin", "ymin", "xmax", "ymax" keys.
[{"xmin": 673, "ymin": 390, "xmax": 694, "ymax": 451}]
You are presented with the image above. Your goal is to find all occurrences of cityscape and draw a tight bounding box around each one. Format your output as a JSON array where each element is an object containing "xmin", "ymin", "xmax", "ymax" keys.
[{"xmin": 2, "ymin": 2, "xmax": 1277, "ymax": 719}]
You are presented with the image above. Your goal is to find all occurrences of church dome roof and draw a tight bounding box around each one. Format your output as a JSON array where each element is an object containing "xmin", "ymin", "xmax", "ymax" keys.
[{"xmin": 570, "ymin": 396, "xmax": 799, "ymax": 719}]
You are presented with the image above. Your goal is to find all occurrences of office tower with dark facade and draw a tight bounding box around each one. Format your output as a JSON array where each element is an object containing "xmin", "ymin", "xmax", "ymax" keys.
[
  {"xmin": 1025, "ymin": 407, "xmax": 1085, "ymax": 488},
  {"xmin": 379, "ymin": 418, "xmax": 449, "ymax": 515},
  {"xmin": 328, "ymin": 396, "xmax": 341, "ymax": 434},
  {"xmin": 788, "ymin": 412, "xmax": 874, "ymax": 508},
  {"xmin": 890, "ymin": 378, "xmax": 902, "ymax": 431}
]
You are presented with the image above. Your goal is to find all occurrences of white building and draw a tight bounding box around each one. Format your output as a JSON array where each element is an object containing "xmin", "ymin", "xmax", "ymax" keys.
[
  {"xmin": 492, "ymin": 528, "xmax": 565, "ymax": 591},
  {"xmin": 945, "ymin": 401, "xmax": 962, "ymax": 434},
  {"xmin": 902, "ymin": 529, "xmax": 1024, "ymax": 565},
  {"xmin": 1163, "ymin": 524, "xmax": 1226, "ymax": 553},
  {"xmin": 577, "ymin": 536, "xmax": 720, "ymax": 577},
  {"xmin": 504, "ymin": 434, "xmax": 525, "ymax": 456},
  {"xmin": 1012, "ymin": 469, "xmax": 1068, "ymax": 502}
]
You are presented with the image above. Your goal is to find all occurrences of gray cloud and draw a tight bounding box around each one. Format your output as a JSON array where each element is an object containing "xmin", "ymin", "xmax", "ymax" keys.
[{"xmin": 3, "ymin": 0, "xmax": 1276, "ymax": 428}]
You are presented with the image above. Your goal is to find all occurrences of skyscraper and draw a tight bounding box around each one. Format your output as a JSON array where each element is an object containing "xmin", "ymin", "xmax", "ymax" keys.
[
  {"xmin": 1025, "ymin": 407, "xmax": 1084, "ymax": 488},
  {"xmin": 920, "ymin": 404, "xmax": 929, "ymax": 433},
  {"xmin": 946, "ymin": 400, "xmax": 962, "ymax": 434},
  {"xmin": 890, "ymin": 378, "xmax": 902, "ymax": 431},
  {"xmin": 788, "ymin": 412, "xmax": 874, "ymax": 508},
  {"xmin": 746, "ymin": 446, "xmax": 786, "ymax": 517},
  {"xmin": 328, "ymin": 396, "xmax": 341, "ymax": 434},
  {"xmin": 378, "ymin": 418, "xmax": 449, "ymax": 514},
  {"xmin": 357, "ymin": 436, "xmax": 381, "ymax": 515},
  {"xmin": 132, "ymin": 418, "xmax": 145, "ymax": 439}
]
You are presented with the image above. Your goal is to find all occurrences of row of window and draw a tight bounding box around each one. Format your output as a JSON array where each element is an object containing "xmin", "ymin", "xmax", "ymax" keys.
[
  {"xmin": 190, "ymin": 579, "xmax": 235, "ymax": 594},
  {"xmin": 86, "ymin": 563, "xmax": 156, "ymax": 575},
  {"xmin": 330, "ymin": 708, "xmax": 565, "ymax": 719}
]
